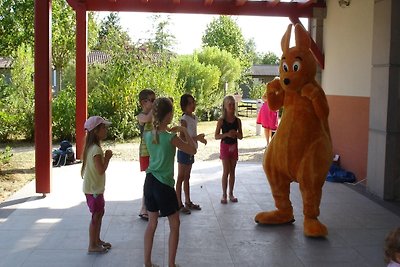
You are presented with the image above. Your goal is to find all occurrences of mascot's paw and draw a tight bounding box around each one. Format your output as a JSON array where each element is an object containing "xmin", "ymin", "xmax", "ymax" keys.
[
  {"xmin": 254, "ymin": 210, "xmax": 295, "ymax": 225},
  {"xmin": 303, "ymin": 217, "xmax": 328, "ymax": 237}
]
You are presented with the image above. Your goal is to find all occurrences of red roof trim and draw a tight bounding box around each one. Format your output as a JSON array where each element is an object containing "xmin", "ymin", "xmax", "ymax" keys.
[{"xmin": 67, "ymin": 0, "xmax": 326, "ymax": 18}]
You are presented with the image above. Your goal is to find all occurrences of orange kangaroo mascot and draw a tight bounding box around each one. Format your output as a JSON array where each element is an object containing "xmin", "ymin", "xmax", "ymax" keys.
[{"xmin": 255, "ymin": 24, "xmax": 332, "ymax": 237}]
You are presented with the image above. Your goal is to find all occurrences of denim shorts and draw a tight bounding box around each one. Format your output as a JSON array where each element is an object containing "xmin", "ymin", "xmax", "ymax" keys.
[{"xmin": 177, "ymin": 150, "xmax": 194, "ymax": 165}]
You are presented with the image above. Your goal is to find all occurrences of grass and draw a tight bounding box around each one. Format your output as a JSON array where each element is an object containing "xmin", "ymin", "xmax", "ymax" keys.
[{"xmin": 0, "ymin": 116, "xmax": 264, "ymax": 203}]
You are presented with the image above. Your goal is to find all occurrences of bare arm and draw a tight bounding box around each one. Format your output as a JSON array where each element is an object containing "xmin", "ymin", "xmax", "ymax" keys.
[
  {"xmin": 170, "ymin": 126, "xmax": 197, "ymax": 155},
  {"xmin": 93, "ymin": 150, "xmax": 113, "ymax": 175},
  {"xmin": 179, "ymin": 119, "xmax": 187, "ymax": 141},
  {"xmin": 137, "ymin": 110, "xmax": 153, "ymax": 125},
  {"xmin": 214, "ymin": 119, "xmax": 225, "ymax": 140},
  {"xmin": 236, "ymin": 118, "xmax": 243, "ymax": 140}
]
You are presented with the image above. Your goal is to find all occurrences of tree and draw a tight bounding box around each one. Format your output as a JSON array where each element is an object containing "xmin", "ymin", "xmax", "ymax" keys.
[
  {"xmin": 202, "ymin": 16, "xmax": 246, "ymax": 63},
  {"xmin": 95, "ymin": 12, "xmax": 131, "ymax": 54},
  {"xmin": 175, "ymin": 55, "xmax": 220, "ymax": 119},
  {"xmin": 261, "ymin": 51, "xmax": 280, "ymax": 65},
  {"xmin": 0, "ymin": 0, "xmax": 34, "ymax": 56},
  {"xmin": 244, "ymin": 38, "xmax": 262, "ymax": 65},
  {"xmin": 196, "ymin": 46, "xmax": 242, "ymax": 96},
  {"xmin": 52, "ymin": 0, "xmax": 76, "ymax": 93},
  {"xmin": 145, "ymin": 15, "xmax": 176, "ymax": 53},
  {"xmin": 0, "ymin": 0, "xmax": 98, "ymax": 92}
]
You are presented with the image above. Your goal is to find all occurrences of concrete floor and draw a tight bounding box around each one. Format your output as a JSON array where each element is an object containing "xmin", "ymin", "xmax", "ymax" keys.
[{"xmin": 0, "ymin": 160, "xmax": 398, "ymax": 267}]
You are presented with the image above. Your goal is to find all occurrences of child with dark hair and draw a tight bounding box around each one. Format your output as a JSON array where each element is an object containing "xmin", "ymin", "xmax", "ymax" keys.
[
  {"xmin": 137, "ymin": 89, "xmax": 156, "ymax": 220},
  {"xmin": 143, "ymin": 97, "xmax": 197, "ymax": 267},
  {"xmin": 214, "ymin": 95, "xmax": 243, "ymax": 204},
  {"xmin": 385, "ymin": 227, "xmax": 400, "ymax": 267},
  {"xmin": 81, "ymin": 116, "xmax": 113, "ymax": 254},
  {"xmin": 176, "ymin": 94, "xmax": 207, "ymax": 214}
]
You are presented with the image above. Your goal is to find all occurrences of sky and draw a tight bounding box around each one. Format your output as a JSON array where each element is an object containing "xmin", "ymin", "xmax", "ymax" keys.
[{"xmin": 97, "ymin": 12, "xmax": 308, "ymax": 56}]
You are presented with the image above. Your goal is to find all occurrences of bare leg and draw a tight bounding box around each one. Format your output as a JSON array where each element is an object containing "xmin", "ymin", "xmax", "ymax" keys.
[
  {"xmin": 228, "ymin": 159, "xmax": 238, "ymax": 202},
  {"xmin": 221, "ymin": 159, "xmax": 230, "ymax": 203},
  {"xmin": 140, "ymin": 193, "xmax": 147, "ymax": 215},
  {"xmin": 95, "ymin": 211, "xmax": 104, "ymax": 245},
  {"xmin": 88, "ymin": 212, "xmax": 104, "ymax": 252},
  {"xmin": 264, "ymin": 128, "xmax": 272, "ymax": 145},
  {"xmin": 144, "ymin": 211, "xmax": 159, "ymax": 266},
  {"xmin": 167, "ymin": 212, "xmax": 180, "ymax": 267},
  {"xmin": 183, "ymin": 164, "xmax": 192, "ymax": 204},
  {"xmin": 176, "ymin": 163, "xmax": 185, "ymax": 207}
]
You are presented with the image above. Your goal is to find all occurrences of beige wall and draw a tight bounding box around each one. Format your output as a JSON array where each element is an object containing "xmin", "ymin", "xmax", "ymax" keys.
[
  {"xmin": 321, "ymin": 0, "xmax": 375, "ymax": 181},
  {"xmin": 323, "ymin": 0, "xmax": 374, "ymax": 97}
]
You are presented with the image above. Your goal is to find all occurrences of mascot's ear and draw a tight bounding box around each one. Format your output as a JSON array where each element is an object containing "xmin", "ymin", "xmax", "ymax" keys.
[
  {"xmin": 281, "ymin": 24, "xmax": 292, "ymax": 54},
  {"xmin": 294, "ymin": 23, "xmax": 311, "ymax": 51}
]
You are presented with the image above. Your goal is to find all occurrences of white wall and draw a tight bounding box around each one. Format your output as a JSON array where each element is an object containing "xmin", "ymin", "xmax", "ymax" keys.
[{"xmin": 322, "ymin": 0, "xmax": 374, "ymax": 97}]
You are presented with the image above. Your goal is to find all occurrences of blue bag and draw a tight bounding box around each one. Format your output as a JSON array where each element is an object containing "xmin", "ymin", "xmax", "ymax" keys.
[{"xmin": 326, "ymin": 164, "xmax": 356, "ymax": 183}]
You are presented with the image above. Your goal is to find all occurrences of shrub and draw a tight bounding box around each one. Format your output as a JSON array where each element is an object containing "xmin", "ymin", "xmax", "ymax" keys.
[{"xmin": 0, "ymin": 146, "xmax": 13, "ymax": 166}]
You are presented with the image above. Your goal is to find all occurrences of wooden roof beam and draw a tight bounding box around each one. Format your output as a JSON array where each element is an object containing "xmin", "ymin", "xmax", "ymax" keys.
[{"xmin": 68, "ymin": 0, "xmax": 326, "ymax": 18}]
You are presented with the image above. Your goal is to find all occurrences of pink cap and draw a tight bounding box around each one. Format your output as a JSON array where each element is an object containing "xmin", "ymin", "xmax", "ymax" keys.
[{"xmin": 84, "ymin": 116, "xmax": 111, "ymax": 131}]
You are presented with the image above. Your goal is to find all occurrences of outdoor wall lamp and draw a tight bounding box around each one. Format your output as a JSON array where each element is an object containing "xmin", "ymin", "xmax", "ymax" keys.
[{"xmin": 338, "ymin": 0, "xmax": 351, "ymax": 8}]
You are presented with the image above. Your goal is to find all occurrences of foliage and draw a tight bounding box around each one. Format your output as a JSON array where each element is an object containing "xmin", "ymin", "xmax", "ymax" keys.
[
  {"xmin": 196, "ymin": 46, "xmax": 242, "ymax": 96},
  {"xmin": 8, "ymin": 45, "xmax": 35, "ymax": 140},
  {"xmin": 95, "ymin": 12, "xmax": 132, "ymax": 54},
  {"xmin": 0, "ymin": 0, "xmax": 34, "ymax": 56},
  {"xmin": 202, "ymin": 16, "xmax": 245, "ymax": 63},
  {"xmin": 82, "ymin": 48, "xmax": 181, "ymax": 141},
  {"xmin": 0, "ymin": 146, "xmax": 13, "ymax": 166},
  {"xmin": 244, "ymin": 38, "xmax": 261, "ymax": 65},
  {"xmin": 0, "ymin": 45, "xmax": 34, "ymax": 141},
  {"xmin": 145, "ymin": 15, "xmax": 176, "ymax": 53},
  {"xmin": 175, "ymin": 55, "xmax": 221, "ymax": 120},
  {"xmin": 247, "ymin": 79, "xmax": 266, "ymax": 100},
  {"xmin": 52, "ymin": 86, "xmax": 76, "ymax": 141},
  {"xmin": 52, "ymin": 0, "xmax": 77, "ymax": 93},
  {"xmin": 261, "ymin": 51, "xmax": 280, "ymax": 65}
]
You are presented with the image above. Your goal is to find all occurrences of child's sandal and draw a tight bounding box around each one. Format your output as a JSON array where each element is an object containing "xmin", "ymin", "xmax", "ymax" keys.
[
  {"xmin": 179, "ymin": 205, "xmax": 191, "ymax": 214},
  {"xmin": 229, "ymin": 195, "xmax": 238, "ymax": 203},
  {"xmin": 185, "ymin": 201, "xmax": 201, "ymax": 210},
  {"xmin": 220, "ymin": 196, "xmax": 228, "ymax": 204}
]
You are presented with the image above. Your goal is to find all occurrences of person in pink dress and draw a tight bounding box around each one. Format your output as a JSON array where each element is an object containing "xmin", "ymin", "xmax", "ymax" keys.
[{"xmin": 256, "ymin": 94, "xmax": 278, "ymax": 146}]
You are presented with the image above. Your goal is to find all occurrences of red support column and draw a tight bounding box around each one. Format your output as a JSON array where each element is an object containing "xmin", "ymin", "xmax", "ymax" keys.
[
  {"xmin": 75, "ymin": 5, "xmax": 88, "ymax": 159},
  {"xmin": 34, "ymin": 0, "xmax": 52, "ymax": 194}
]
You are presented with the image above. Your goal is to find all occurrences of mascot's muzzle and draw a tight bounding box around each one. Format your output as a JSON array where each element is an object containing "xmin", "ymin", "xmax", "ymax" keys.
[{"xmin": 284, "ymin": 78, "xmax": 290, "ymax": 85}]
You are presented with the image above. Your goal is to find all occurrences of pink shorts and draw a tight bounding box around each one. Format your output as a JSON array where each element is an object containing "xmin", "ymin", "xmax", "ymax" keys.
[
  {"xmin": 140, "ymin": 156, "xmax": 150, "ymax": 172},
  {"xmin": 220, "ymin": 142, "xmax": 238, "ymax": 160},
  {"xmin": 85, "ymin": 194, "xmax": 105, "ymax": 214}
]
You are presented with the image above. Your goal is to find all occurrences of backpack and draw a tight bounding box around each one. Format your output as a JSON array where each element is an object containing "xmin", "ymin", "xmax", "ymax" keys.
[
  {"xmin": 326, "ymin": 163, "xmax": 356, "ymax": 183},
  {"xmin": 52, "ymin": 141, "xmax": 75, "ymax": 167}
]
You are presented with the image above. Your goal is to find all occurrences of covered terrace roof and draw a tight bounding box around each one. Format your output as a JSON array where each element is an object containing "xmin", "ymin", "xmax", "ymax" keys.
[{"xmin": 66, "ymin": 0, "xmax": 326, "ymax": 18}]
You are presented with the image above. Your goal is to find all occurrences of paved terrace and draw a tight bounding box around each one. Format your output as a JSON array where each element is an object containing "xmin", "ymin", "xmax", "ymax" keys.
[{"xmin": 0, "ymin": 157, "xmax": 399, "ymax": 267}]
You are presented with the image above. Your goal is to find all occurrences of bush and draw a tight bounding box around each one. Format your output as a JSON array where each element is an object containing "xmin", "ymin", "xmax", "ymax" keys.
[
  {"xmin": 52, "ymin": 85, "xmax": 76, "ymax": 141},
  {"xmin": 0, "ymin": 146, "xmax": 13, "ymax": 166}
]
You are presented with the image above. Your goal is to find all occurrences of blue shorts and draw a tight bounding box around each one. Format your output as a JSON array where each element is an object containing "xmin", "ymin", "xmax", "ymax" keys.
[
  {"xmin": 177, "ymin": 150, "xmax": 194, "ymax": 165},
  {"xmin": 144, "ymin": 173, "xmax": 179, "ymax": 217}
]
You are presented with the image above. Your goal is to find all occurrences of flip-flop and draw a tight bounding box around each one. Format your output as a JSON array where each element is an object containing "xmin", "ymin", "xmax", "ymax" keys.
[
  {"xmin": 139, "ymin": 213, "xmax": 149, "ymax": 221},
  {"xmin": 88, "ymin": 246, "xmax": 108, "ymax": 254}
]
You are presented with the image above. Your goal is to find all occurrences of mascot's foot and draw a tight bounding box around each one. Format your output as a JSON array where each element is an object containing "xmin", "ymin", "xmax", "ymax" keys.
[
  {"xmin": 254, "ymin": 210, "xmax": 295, "ymax": 225},
  {"xmin": 303, "ymin": 217, "xmax": 328, "ymax": 237}
]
